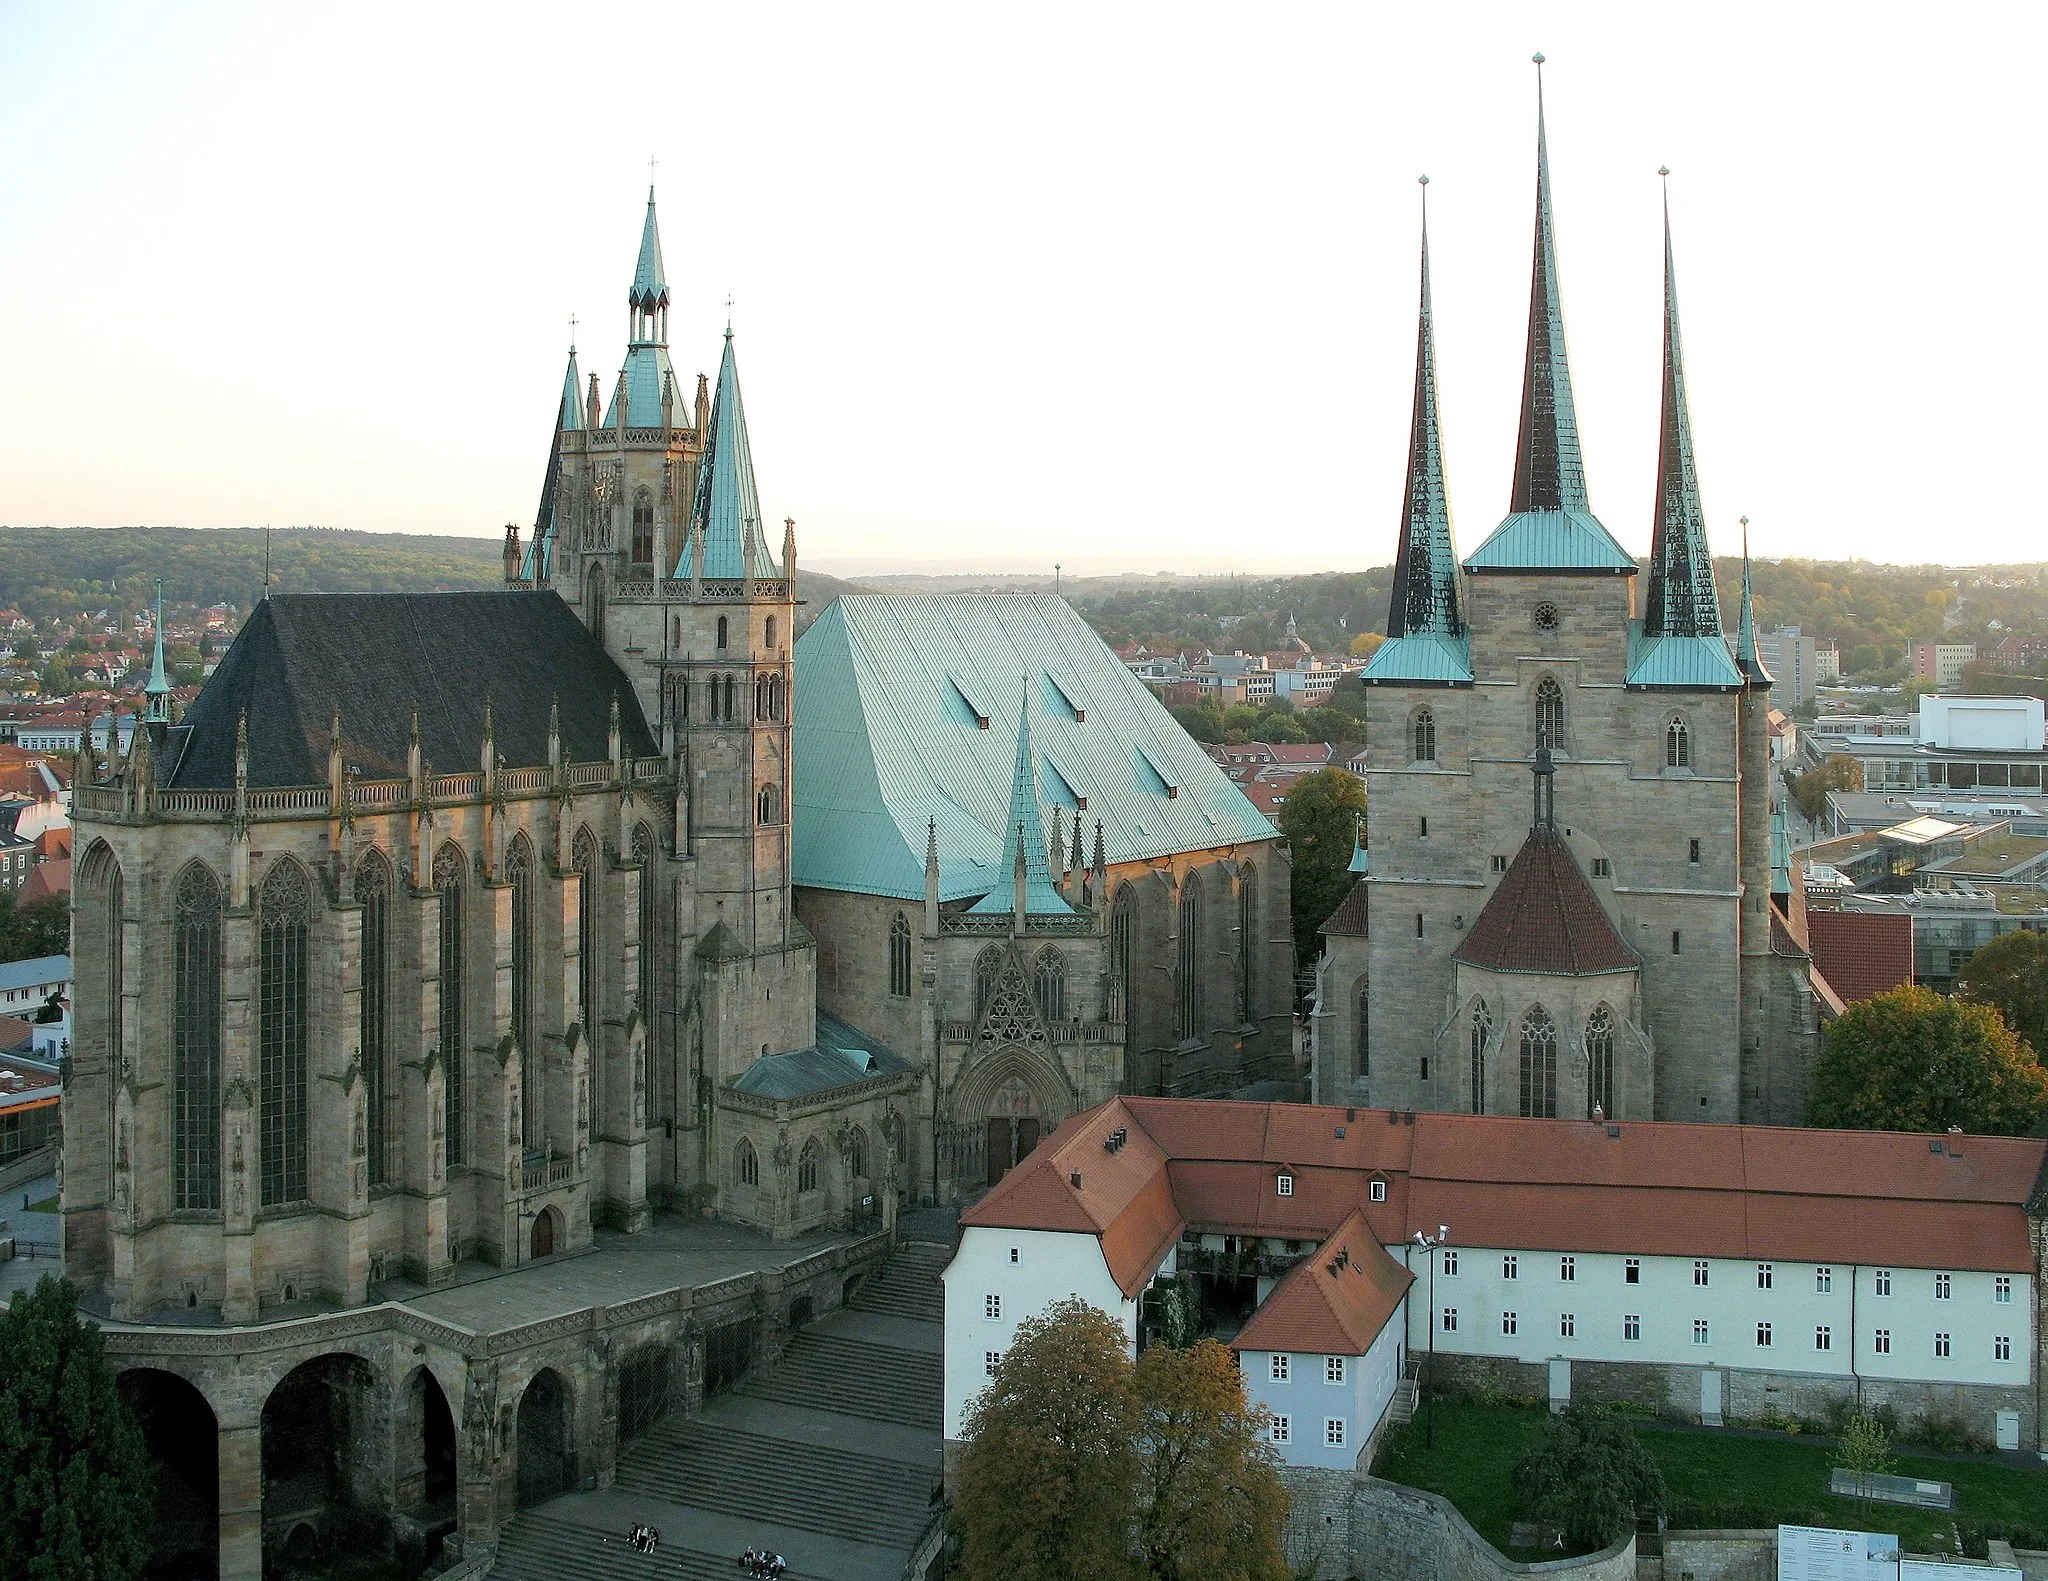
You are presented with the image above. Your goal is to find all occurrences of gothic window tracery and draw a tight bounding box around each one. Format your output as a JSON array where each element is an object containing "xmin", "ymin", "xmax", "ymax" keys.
[
  {"xmin": 1586, "ymin": 1005, "xmax": 1615, "ymax": 1120},
  {"xmin": 1666, "ymin": 715, "xmax": 1691, "ymax": 769},
  {"xmin": 1175, "ymin": 872, "xmax": 1203, "ymax": 1043},
  {"xmin": 974, "ymin": 946, "xmax": 1004, "ymax": 1021},
  {"xmin": 888, "ymin": 913, "xmax": 911, "ymax": 998},
  {"xmin": 173, "ymin": 863, "xmax": 224, "ymax": 1211},
  {"xmin": 1032, "ymin": 948, "xmax": 1065, "ymax": 1023},
  {"xmin": 1354, "ymin": 978, "xmax": 1370, "ymax": 1078},
  {"xmin": 1110, "ymin": 886, "xmax": 1135, "ymax": 1036},
  {"xmin": 633, "ymin": 823, "xmax": 656, "ymax": 1020},
  {"xmin": 1413, "ymin": 708, "xmax": 1436, "ymax": 763},
  {"xmin": 846, "ymin": 1126, "xmax": 869, "ymax": 1179},
  {"xmin": 81, "ymin": 845, "xmax": 121, "ymax": 1082},
  {"xmin": 507, "ymin": 835, "xmax": 535, "ymax": 1142},
  {"xmin": 354, "ymin": 850, "xmax": 392, "ymax": 1186},
  {"xmin": 1238, "ymin": 864, "xmax": 1258, "ymax": 1024},
  {"xmin": 735, "ymin": 1136, "xmax": 759, "ymax": 1188},
  {"xmin": 756, "ymin": 785, "xmax": 781, "ymax": 825},
  {"xmin": 574, "ymin": 828, "xmax": 598, "ymax": 1037},
  {"xmin": 258, "ymin": 860, "xmax": 311, "ymax": 1206},
  {"xmin": 631, "ymin": 491, "xmax": 654, "ymax": 565},
  {"xmin": 1518, "ymin": 1006, "xmax": 1558, "ymax": 1119},
  {"xmin": 1469, "ymin": 1000, "xmax": 1493, "ymax": 1114},
  {"xmin": 976, "ymin": 951, "xmax": 1051, "ymax": 1049},
  {"xmin": 1535, "ymin": 677, "xmax": 1565, "ymax": 755},
  {"xmin": 434, "ymin": 843, "xmax": 467, "ymax": 1167},
  {"xmin": 797, "ymin": 1138, "xmax": 821, "ymax": 1195}
]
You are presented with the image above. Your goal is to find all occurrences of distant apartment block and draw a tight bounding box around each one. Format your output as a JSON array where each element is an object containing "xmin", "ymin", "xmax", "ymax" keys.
[
  {"xmin": 1913, "ymin": 642, "xmax": 1979, "ymax": 689},
  {"xmin": 1813, "ymin": 642, "xmax": 1840, "ymax": 683},
  {"xmin": 1754, "ymin": 626, "xmax": 1817, "ymax": 709}
]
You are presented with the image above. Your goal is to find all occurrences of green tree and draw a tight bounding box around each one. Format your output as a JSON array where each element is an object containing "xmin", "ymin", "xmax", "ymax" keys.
[
  {"xmin": 1510, "ymin": 1407, "xmax": 1668, "ymax": 1553},
  {"xmin": 956, "ymin": 1298, "xmax": 1142, "ymax": 1581},
  {"xmin": 1134, "ymin": 1340, "xmax": 1288, "ymax": 1581},
  {"xmin": 1838, "ymin": 1411, "xmax": 1894, "ymax": 1516},
  {"xmin": 1790, "ymin": 753, "xmax": 1862, "ymax": 823},
  {"xmin": 0, "ymin": 890, "xmax": 70, "ymax": 965},
  {"xmin": 1276, "ymin": 768, "xmax": 1367, "ymax": 968},
  {"xmin": 1168, "ymin": 704, "xmax": 1225, "ymax": 744},
  {"xmin": 1807, "ymin": 985, "xmax": 2048, "ymax": 1135},
  {"xmin": 1955, "ymin": 929, "xmax": 2048, "ymax": 1057},
  {"xmin": 0, "ymin": 1275, "xmax": 154, "ymax": 1581},
  {"xmin": 1249, "ymin": 712, "xmax": 1307, "ymax": 744}
]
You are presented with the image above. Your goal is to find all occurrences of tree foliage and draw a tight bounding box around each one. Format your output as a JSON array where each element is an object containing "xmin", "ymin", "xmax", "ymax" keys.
[
  {"xmin": 1838, "ymin": 1411, "xmax": 1895, "ymax": 1515},
  {"xmin": 956, "ymin": 1298, "xmax": 1143, "ymax": 1581},
  {"xmin": 0, "ymin": 1276, "xmax": 154, "ymax": 1581},
  {"xmin": 1510, "ymin": 1407, "xmax": 1668, "ymax": 1552},
  {"xmin": 1807, "ymin": 985, "xmax": 2048, "ymax": 1135},
  {"xmin": 1789, "ymin": 754, "xmax": 1863, "ymax": 823},
  {"xmin": 1955, "ymin": 929, "xmax": 2048, "ymax": 1058},
  {"xmin": 1134, "ymin": 1340, "xmax": 1289, "ymax": 1581},
  {"xmin": 1277, "ymin": 768, "xmax": 1367, "ymax": 969},
  {"xmin": 0, "ymin": 889, "xmax": 70, "ymax": 967}
]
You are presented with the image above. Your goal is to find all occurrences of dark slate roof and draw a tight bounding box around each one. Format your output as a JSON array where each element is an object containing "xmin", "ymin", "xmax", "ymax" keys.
[
  {"xmin": 730, "ymin": 1010, "xmax": 915, "ymax": 1100},
  {"xmin": 1320, "ymin": 880, "xmax": 1370, "ymax": 938},
  {"xmin": 167, "ymin": 592, "xmax": 655, "ymax": 789},
  {"xmin": 1453, "ymin": 828, "xmax": 1638, "ymax": 976}
]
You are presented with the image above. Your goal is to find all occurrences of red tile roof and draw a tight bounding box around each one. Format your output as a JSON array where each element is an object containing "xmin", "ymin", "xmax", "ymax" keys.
[
  {"xmin": 1319, "ymin": 880, "xmax": 1369, "ymax": 938},
  {"xmin": 20, "ymin": 859, "xmax": 68, "ymax": 903},
  {"xmin": 1454, "ymin": 829, "xmax": 1637, "ymax": 975},
  {"xmin": 1231, "ymin": 1209, "xmax": 1412, "ymax": 1355},
  {"xmin": 1805, "ymin": 909, "xmax": 1914, "ymax": 1003}
]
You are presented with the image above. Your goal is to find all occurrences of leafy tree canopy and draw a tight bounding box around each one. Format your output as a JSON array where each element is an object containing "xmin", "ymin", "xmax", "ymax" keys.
[
  {"xmin": 1511, "ymin": 1407, "xmax": 1669, "ymax": 1552},
  {"xmin": 1790, "ymin": 754, "xmax": 1862, "ymax": 823},
  {"xmin": 1277, "ymin": 767, "xmax": 1367, "ymax": 970},
  {"xmin": 0, "ymin": 1276, "xmax": 154, "ymax": 1581},
  {"xmin": 1955, "ymin": 929, "xmax": 2048, "ymax": 1058},
  {"xmin": 1134, "ymin": 1340, "xmax": 1289, "ymax": 1581},
  {"xmin": 1808, "ymin": 985, "xmax": 2048, "ymax": 1135},
  {"xmin": 0, "ymin": 889, "xmax": 70, "ymax": 966}
]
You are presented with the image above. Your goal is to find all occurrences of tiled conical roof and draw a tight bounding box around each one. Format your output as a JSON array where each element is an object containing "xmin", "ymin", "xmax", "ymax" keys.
[{"xmin": 677, "ymin": 334, "xmax": 782, "ymax": 581}]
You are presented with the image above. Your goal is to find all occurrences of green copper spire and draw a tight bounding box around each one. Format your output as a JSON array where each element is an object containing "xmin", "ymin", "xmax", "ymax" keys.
[
  {"xmin": 1509, "ymin": 54, "xmax": 1587, "ymax": 515},
  {"xmin": 605, "ymin": 188, "xmax": 681, "ymax": 426},
  {"xmin": 677, "ymin": 332, "xmax": 781, "ymax": 580},
  {"xmin": 629, "ymin": 186, "xmax": 668, "ymax": 313},
  {"xmin": 144, "ymin": 579, "xmax": 171, "ymax": 723},
  {"xmin": 1735, "ymin": 516, "xmax": 1772, "ymax": 686},
  {"xmin": 1386, "ymin": 177, "xmax": 1462, "ymax": 641},
  {"xmin": 1642, "ymin": 174, "xmax": 1721, "ymax": 639},
  {"xmin": 558, "ymin": 341, "xmax": 583, "ymax": 433},
  {"xmin": 968, "ymin": 683, "xmax": 1073, "ymax": 915}
]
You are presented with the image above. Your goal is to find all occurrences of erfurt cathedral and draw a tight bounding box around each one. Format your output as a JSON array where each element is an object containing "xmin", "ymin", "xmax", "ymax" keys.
[
  {"xmin": 63, "ymin": 190, "xmax": 1290, "ymax": 1324},
  {"xmin": 1317, "ymin": 74, "xmax": 1826, "ymax": 1124}
]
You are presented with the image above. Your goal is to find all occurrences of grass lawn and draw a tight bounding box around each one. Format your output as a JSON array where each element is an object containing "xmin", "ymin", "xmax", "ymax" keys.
[{"xmin": 1373, "ymin": 1400, "xmax": 2047, "ymax": 1558}]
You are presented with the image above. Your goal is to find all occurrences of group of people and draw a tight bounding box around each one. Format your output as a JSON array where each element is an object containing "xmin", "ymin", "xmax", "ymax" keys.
[
  {"xmin": 627, "ymin": 1523, "xmax": 660, "ymax": 1554},
  {"xmin": 738, "ymin": 1547, "xmax": 789, "ymax": 1577}
]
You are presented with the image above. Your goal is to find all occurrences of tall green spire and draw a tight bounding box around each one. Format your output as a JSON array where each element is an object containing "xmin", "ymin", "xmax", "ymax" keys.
[
  {"xmin": 1508, "ymin": 54, "xmax": 1587, "ymax": 516},
  {"xmin": 1641, "ymin": 173, "xmax": 1721, "ymax": 639},
  {"xmin": 144, "ymin": 579, "xmax": 171, "ymax": 723},
  {"xmin": 629, "ymin": 187, "xmax": 668, "ymax": 315},
  {"xmin": 1735, "ymin": 516, "xmax": 1772, "ymax": 686},
  {"xmin": 605, "ymin": 188, "xmax": 680, "ymax": 426},
  {"xmin": 558, "ymin": 341, "xmax": 583, "ymax": 432},
  {"xmin": 1386, "ymin": 176, "xmax": 1462, "ymax": 642},
  {"xmin": 677, "ymin": 332, "xmax": 780, "ymax": 580},
  {"xmin": 968, "ymin": 683, "xmax": 1073, "ymax": 915}
]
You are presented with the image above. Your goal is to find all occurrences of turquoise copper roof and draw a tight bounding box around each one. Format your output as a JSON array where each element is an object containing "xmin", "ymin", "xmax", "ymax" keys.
[
  {"xmin": 1625, "ymin": 628, "xmax": 1741, "ymax": 691},
  {"xmin": 602, "ymin": 346, "xmax": 681, "ymax": 428},
  {"xmin": 558, "ymin": 346, "xmax": 584, "ymax": 432},
  {"xmin": 731, "ymin": 1009, "xmax": 914, "ymax": 1099},
  {"xmin": 1640, "ymin": 182, "xmax": 1722, "ymax": 642},
  {"xmin": 967, "ymin": 685, "xmax": 1074, "ymax": 915},
  {"xmin": 1464, "ymin": 508, "xmax": 1635, "ymax": 573},
  {"xmin": 630, "ymin": 187, "xmax": 669, "ymax": 309},
  {"xmin": 144, "ymin": 579, "xmax": 171, "ymax": 722},
  {"xmin": 1734, "ymin": 536, "xmax": 1772, "ymax": 687},
  {"xmin": 676, "ymin": 334, "xmax": 781, "ymax": 580},
  {"xmin": 793, "ymin": 594, "xmax": 1279, "ymax": 902},
  {"xmin": 1361, "ymin": 629, "xmax": 1472, "ymax": 686},
  {"xmin": 1385, "ymin": 179, "xmax": 1465, "ymax": 649}
]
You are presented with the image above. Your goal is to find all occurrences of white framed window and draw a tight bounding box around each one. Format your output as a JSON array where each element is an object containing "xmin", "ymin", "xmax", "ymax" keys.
[
  {"xmin": 1270, "ymin": 1353, "xmax": 1290, "ymax": 1383},
  {"xmin": 1502, "ymin": 1312, "xmax": 1518, "ymax": 1336},
  {"xmin": 1873, "ymin": 1328, "xmax": 1891, "ymax": 1355},
  {"xmin": 1756, "ymin": 1322, "xmax": 1773, "ymax": 1347},
  {"xmin": 1325, "ymin": 1418, "xmax": 1347, "ymax": 1448},
  {"xmin": 1934, "ymin": 1332, "xmax": 1951, "ymax": 1359},
  {"xmin": 1994, "ymin": 1335, "xmax": 2012, "ymax": 1362},
  {"xmin": 1624, "ymin": 1258, "xmax": 1640, "ymax": 1285},
  {"xmin": 1559, "ymin": 1256, "xmax": 1576, "ymax": 1282},
  {"xmin": 985, "ymin": 1294, "xmax": 1001, "ymax": 1320},
  {"xmin": 1995, "ymin": 1276, "xmax": 2012, "ymax": 1303},
  {"xmin": 985, "ymin": 1351, "xmax": 1001, "ymax": 1377},
  {"xmin": 1816, "ymin": 1267, "xmax": 1832, "ymax": 1294},
  {"xmin": 1934, "ymin": 1273, "xmax": 1952, "ymax": 1300},
  {"xmin": 1370, "ymin": 1178, "xmax": 1387, "ymax": 1203},
  {"xmin": 1815, "ymin": 1325, "xmax": 1831, "ymax": 1351},
  {"xmin": 1009, "ymin": 1247, "xmax": 1019, "ymax": 1264},
  {"xmin": 1623, "ymin": 1314, "xmax": 1641, "ymax": 1342},
  {"xmin": 1442, "ymin": 1250, "xmax": 1459, "ymax": 1276},
  {"xmin": 1270, "ymin": 1416, "xmax": 1291, "ymax": 1445},
  {"xmin": 1756, "ymin": 1263, "xmax": 1773, "ymax": 1290},
  {"xmin": 1502, "ymin": 1254, "xmax": 1518, "ymax": 1280},
  {"xmin": 1441, "ymin": 1308, "xmax": 1458, "ymax": 1332},
  {"xmin": 1874, "ymin": 1269, "xmax": 1892, "ymax": 1296},
  {"xmin": 1325, "ymin": 1356, "xmax": 1347, "ymax": 1386},
  {"xmin": 1693, "ymin": 1260, "xmax": 1710, "ymax": 1287},
  {"xmin": 1559, "ymin": 1313, "xmax": 1575, "ymax": 1338},
  {"xmin": 1276, "ymin": 1173, "xmax": 1294, "ymax": 1198},
  {"xmin": 1693, "ymin": 1320, "xmax": 1710, "ymax": 1345}
]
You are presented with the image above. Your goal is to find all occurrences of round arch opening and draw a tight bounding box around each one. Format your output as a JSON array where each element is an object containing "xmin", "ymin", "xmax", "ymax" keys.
[{"xmin": 118, "ymin": 1367, "xmax": 219, "ymax": 1580}]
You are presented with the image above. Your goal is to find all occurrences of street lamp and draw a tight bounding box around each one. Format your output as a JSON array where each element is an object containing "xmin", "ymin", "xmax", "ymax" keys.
[{"xmin": 1413, "ymin": 1225, "xmax": 1450, "ymax": 1448}]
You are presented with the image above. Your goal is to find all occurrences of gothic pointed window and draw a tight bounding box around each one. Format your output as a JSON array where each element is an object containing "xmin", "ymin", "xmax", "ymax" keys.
[
  {"xmin": 1535, "ymin": 677, "xmax": 1565, "ymax": 755},
  {"xmin": 1413, "ymin": 708, "xmax": 1436, "ymax": 764},
  {"xmin": 354, "ymin": 850, "xmax": 391, "ymax": 1186},
  {"xmin": 716, "ymin": 615, "xmax": 728, "ymax": 651},
  {"xmin": 631, "ymin": 491, "xmax": 654, "ymax": 565},
  {"xmin": 1586, "ymin": 1005, "xmax": 1615, "ymax": 1120},
  {"xmin": 1176, "ymin": 872, "xmax": 1203, "ymax": 1043},
  {"xmin": 888, "ymin": 913, "xmax": 911, "ymax": 999},
  {"xmin": 974, "ymin": 946, "xmax": 1004, "ymax": 1021},
  {"xmin": 847, "ymin": 1126, "xmax": 869, "ymax": 1179},
  {"xmin": 258, "ymin": 860, "xmax": 311, "ymax": 1206},
  {"xmin": 173, "ymin": 863, "xmax": 223, "ymax": 1211},
  {"xmin": 723, "ymin": 675, "xmax": 736, "ymax": 720},
  {"xmin": 1469, "ymin": 1000, "xmax": 1493, "ymax": 1115},
  {"xmin": 798, "ymin": 1138, "xmax": 821, "ymax": 1195},
  {"xmin": 755, "ymin": 676, "xmax": 768, "ymax": 721},
  {"xmin": 756, "ymin": 785, "xmax": 781, "ymax": 825},
  {"xmin": 434, "ymin": 844, "xmax": 467, "ymax": 1167},
  {"xmin": 1238, "ymin": 863, "xmax": 1257, "ymax": 1024},
  {"xmin": 1666, "ymin": 715, "xmax": 1690, "ymax": 769},
  {"xmin": 633, "ymin": 823, "xmax": 657, "ymax": 1021},
  {"xmin": 1110, "ymin": 884, "xmax": 1135, "ymax": 1037},
  {"xmin": 735, "ymin": 1136, "xmax": 759, "ymax": 1188},
  {"xmin": 1033, "ymin": 948, "xmax": 1065, "ymax": 1023},
  {"xmin": 765, "ymin": 615, "xmax": 777, "ymax": 650},
  {"xmin": 506, "ymin": 835, "xmax": 535, "ymax": 1143},
  {"xmin": 574, "ymin": 828, "xmax": 598, "ymax": 1037},
  {"xmin": 1518, "ymin": 1006, "xmax": 1558, "ymax": 1119},
  {"xmin": 80, "ymin": 844, "xmax": 121, "ymax": 1084},
  {"xmin": 1354, "ymin": 978, "xmax": 1370, "ymax": 1078}
]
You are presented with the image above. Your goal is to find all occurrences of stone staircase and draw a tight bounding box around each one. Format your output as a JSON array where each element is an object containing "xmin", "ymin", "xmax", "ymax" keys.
[
  {"xmin": 489, "ymin": 1240, "xmax": 949, "ymax": 1581},
  {"xmin": 1389, "ymin": 1371, "xmax": 1420, "ymax": 1427}
]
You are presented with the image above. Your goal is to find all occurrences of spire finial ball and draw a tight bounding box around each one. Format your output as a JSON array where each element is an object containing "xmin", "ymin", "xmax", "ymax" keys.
[
  {"xmin": 1418, "ymin": 174, "xmax": 1429, "ymax": 185},
  {"xmin": 1532, "ymin": 51, "xmax": 1545, "ymax": 64},
  {"xmin": 1658, "ymin": 165, "xmax": 1670, "ymax": 177}
]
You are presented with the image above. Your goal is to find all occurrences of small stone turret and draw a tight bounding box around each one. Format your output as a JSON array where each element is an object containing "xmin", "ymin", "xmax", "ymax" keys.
[{"xmin": 502, "ymin": 522, "xmax": 522, "ymax": 584}]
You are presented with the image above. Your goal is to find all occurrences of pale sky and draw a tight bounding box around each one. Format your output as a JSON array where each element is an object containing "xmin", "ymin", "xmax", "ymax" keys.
[{"xmin": 1, "ymin": 3, "xmax": 2041, "ymax": 573}]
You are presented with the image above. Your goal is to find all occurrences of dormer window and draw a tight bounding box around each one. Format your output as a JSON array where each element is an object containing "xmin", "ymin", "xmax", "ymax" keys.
[
  {"xmin": 1369, "ymin": 1178, "xmax": 1387, "ymax": 1203},
  {"xmin": 1276, "ymin": 1173, "xmax": 1294, "ymax": 1198}
]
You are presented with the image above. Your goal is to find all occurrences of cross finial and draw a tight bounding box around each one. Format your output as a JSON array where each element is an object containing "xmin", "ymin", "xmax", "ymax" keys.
[
  {"xmin": 568, "ymin": 313, "xmax": 578, "ymax": 354},
  {"xmin": 725, "ymin": 294, "xmax": 734, "ymax": 336},
  {"xmin": 647, "ymin": 154, "xmax": 657, "ymax": 193}
]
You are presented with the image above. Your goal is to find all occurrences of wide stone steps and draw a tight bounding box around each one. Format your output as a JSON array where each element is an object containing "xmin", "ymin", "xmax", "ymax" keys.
[
  {"xmin": 845, "ymin": 1244, "xmax": 948, "ymax": 1322},
  {"xmin": 738, "ymin": 1332, "xmax": 942, "ymax": 1429},
  {"xmin": 490, "ymin": 1512, "xmax": 820, "ymax": 1581},
  {"xmin": 613, "ymin": 1422, "xmax": 935, "ymax": 1550}
]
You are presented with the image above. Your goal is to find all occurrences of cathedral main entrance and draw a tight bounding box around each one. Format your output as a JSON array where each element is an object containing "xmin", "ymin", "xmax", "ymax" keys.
[{"xmin": 981, "ymin": 1076, "xmax": 1041, "ymax": 1187}]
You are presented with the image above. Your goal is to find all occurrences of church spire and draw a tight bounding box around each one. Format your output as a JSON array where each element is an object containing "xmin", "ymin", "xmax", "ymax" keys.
[
  {"xmin": 1734, "ymin": 516, "xmax": 1772, "ymax": 686},
  {"xmin": 604, "ymin": 188, "xmax": 680, "ymax": 427},
  {"xmin": 678, "ymin": 331, "xmax": 778, "ymax": 580},
  {"xmin": 1641, "ymin": 173, "xmax": 1721, "ymax": 639},
  {"xmin": 969, "ymin": 683, "xmax": 1073, "ymax": 916},
  {"xmin": 629, "ymin": 187, "xmax": 669, "ymax": 336},
  {"xmin": 1508, "ymin": 54, "xmax": 1588, "ymax": 516},
  {"xmin": 557, "ymin": 338, "xmax": 584, "ymax": 433},
  {"xmin": 1385, "ymin": 176, "xmax": 1462, "ymax": 642},
  {"xmin": 143, "ymin": 578, "xmax": 172, "ymax": 724}
]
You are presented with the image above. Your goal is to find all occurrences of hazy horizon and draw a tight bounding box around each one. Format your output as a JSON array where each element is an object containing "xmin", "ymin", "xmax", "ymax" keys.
[{"xmin": 2, "ymin": 4, "xmax": 2041, "ymax": 569}]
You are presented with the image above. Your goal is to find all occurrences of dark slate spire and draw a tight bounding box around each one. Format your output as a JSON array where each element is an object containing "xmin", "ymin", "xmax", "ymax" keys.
[
  {"xmin": 1641, "ymin": 174, "xmax": 1722, "ymax": 640},
  {"xmin": 1386, "ymin": 177, "xmax": 1462, "ymax": 642},
  {"xmin": 1508, "ymin": 54, "xmax": 1589, "ymax": 516}
]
